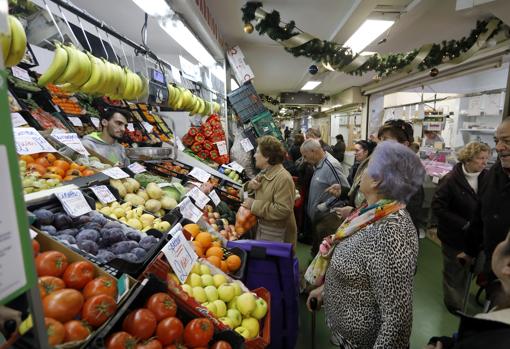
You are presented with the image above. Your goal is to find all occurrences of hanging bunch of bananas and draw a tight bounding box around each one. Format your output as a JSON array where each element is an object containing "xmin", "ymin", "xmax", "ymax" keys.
[
  {"xmin": 167, "ymin": 84, "xmax": 221, "ymax": 116},
  {"xmin": 0, "ymin": 15, "xmax": 27, "ymax": 68},
  {"xmin": 37, "ymin": 43, "xmax": 148, "ymax": 100}
]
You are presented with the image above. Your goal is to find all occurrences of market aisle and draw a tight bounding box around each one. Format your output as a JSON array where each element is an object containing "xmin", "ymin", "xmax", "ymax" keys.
[{"xmin": 295, "ymin": 239, "xmax": 460, "ymax": 349}]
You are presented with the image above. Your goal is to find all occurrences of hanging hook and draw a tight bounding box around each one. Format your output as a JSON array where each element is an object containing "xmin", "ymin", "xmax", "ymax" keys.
[
  {"xmin": 95, "ymin": 25, "xmax": 109, "ymax": 61},
  {"xmin": 42, "ymin": 0, "xmax": 65, "ymax": 43},
  {"xmin": 105, "ymin": 31, "xmax": 119, "ymax": 65},
  {"xmin": 57, "ymin": 5, "xmax": 80, "ymax": 47},
  {"xmin": 76, "ymin": 16, "xmax": 92, "ymax": 53},
  {"xmin": 119, "ymin": 38, "xmax": 130, "ymax": 69}
]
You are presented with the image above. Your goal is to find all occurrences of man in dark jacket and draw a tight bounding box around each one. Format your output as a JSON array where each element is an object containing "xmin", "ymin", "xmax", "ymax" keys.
[{"xmin": 332, "ymin": 134, "xmax": 346, "ymax": 163}]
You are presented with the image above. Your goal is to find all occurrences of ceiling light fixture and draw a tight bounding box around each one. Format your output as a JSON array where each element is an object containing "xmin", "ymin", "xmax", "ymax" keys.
[
  {"xmin": 301, "ymin": 81, "xmax": 322, "ymax": 91},
  {"xmin": 344, "ymin": 19, "xmax": 394, "ymax": 54},
  {"xmin": 132, "ymin": 0, "xmax": 173, "ymax": 17}
]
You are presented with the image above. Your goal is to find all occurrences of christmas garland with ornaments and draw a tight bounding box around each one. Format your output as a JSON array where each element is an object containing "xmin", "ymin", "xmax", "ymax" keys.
[{"xmin": 241, "ymin": 1, "xmax": 509, "ymax": 78}]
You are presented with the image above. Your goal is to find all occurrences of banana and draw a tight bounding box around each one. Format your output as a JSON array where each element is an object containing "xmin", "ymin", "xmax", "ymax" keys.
[
  {"xmin": 189, "ymin": 96, "xmax": 201, "ymax": 115},
  {"xmin": 37, "ymin": 43, "xmax": 68, "ymax": 87},
  {"xmin": 72, "ymin": 49, "xmax": 92, "ymax": 87},
  {"xmin": 133, "ymin": 74, "xmax": 144, "ymax": 99},
  {"xmin": 0, "ymin": 19, "xmax": 12, "ymax": 64},
  {"xmin": 55, "ymin": 45, "xmax": 80, "ymax": 84},
  {"xmin": 104, "ymin": 61, "xmax": 120, "ymax": 96},
  {"xmin": 122, "ymin": 70, "xmax": 135, "ymax": 100},
  {"xmin": 139, "ymin": 75, "xmax": 149, "ymax": 99},
  {"xmin": 213, "ymin": 102, "xmax": 221, "ymax": 113},
  {"xmin": 197, "ymin": 98, "xmax": 206, "ymax": 115},
  {"xmin": 57, "ymin": 82, "xmax": 79, "ymax": 93},
  {"xmin": 174, "ymin": 87, "xmax": 186, "ymax": 109},
  {"xmin": 202, "ymin": 101, "xmax": 211, "ymax": 116},
  {"xmin": 80, "ymin": 54, "xmax": 104, "ymax": 93},
  {"xmin": 5, "ymin": 15, "xmax": 27, "ymax": 68},
  {"xmin": 98, "ymin": 58, "xmax": 113, "ymax": 94},
  {"xmin": 182, "ymin": 89, "xmax": 193, "ymax": 110},
  {"xmin": 115, "ymin": 67, "xmax": 128, "ymax": 97},
  {"xmin": 168, "ymin": 84, "xmax": 178, "ymax": 106}
]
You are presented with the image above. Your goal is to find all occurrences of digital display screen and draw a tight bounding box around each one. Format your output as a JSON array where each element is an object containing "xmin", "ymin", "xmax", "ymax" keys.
[{"xmin": 151, "ymin": 69, "xmax": 165, "ymax": 84}]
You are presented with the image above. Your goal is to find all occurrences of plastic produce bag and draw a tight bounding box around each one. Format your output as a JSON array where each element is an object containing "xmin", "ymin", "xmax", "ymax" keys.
[
  {"xmin": 234, "ymin": 206, "xmax": 257, "ymax": 236},
  {"xmin": 229, "ymin": 122, "xmax": 257, "ymax": 179}
]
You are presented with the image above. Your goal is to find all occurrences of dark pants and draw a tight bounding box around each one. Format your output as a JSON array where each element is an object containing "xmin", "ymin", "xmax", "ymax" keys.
[
  {"xmin": 441, "ymin": 243, "xmax": 470, "ymax": 313},
  {"xmin": 311, "ymin": 212, "xmax": 343, "ymax": 257}
]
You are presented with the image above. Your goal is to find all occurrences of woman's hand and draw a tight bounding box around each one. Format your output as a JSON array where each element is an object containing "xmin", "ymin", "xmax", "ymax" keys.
[
  {"xmin": 247, "ymin": 179, "xmax": 261, "ymax": 191},
  {"xmin": 334, "ymin": 206, "xmax": 354, "ymax": 219},
  {"xmin": 242, "ymin": 197, "xmax": 254, "ymax": 210},
  {"xmin": 306, "ymin": 285, "xmax": 324, "ymax": 312},
  {"xmin": 325, "ymin": 184, "xmax": 341, "ymax": 198}
]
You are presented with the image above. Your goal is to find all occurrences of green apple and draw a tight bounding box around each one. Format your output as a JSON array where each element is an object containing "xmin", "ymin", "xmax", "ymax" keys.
[
  {"xmin": 181, "ymin": 284, "xmax": 193, "ymax": 297},
  {"xmin": 213, "ymin": 299, "xmax": 227, "ymax": 317},
  {"xmin": 228, "ymin": 296, "xmax": 238, "ymax": 310},
  {"xmin": 218, "ymin": 284, "xmax": 235, "ymax": 302},
  {"xmin": 219, "ymin": 317, "xmax": 234, "ymax": 328},
  {"xmin": 242, "ymin": 317, "xmax": 260, "ymax": 339},
  {"xmin": 236, "ymin": 293, "xmax": 256, "ymax": 316},
  {"xmin": 188, "ymin": 273, "xmax": 202, "ymax": 287},
  {"xmin": 201, "ymin": 274, "xmax": 214, "ymax": 287},
  {"xmin": 232, "ymin": 281, "xmax": 243, "ymax": 296},
  {"xmin": 213, "ymin": 274, "xmax": 228, "ymax": 288},
  {"xmin": 204, "ymin": 285, "xmax": 219, "ymax": 302},
  {"xmin": 200, "ymin": 264, "xmax": 211, "ymax": 275},
  {"xmin": 191, "ymin": 263, "xmax": 201, "ymax": 275},
  {"xmin": 251, "ymin": 297, "xmax": 268, "ymax": 320},
  {"xmin": 192, "ymin": 286, "xmax": 207, "ymax": 303},
  {"xmin": 234, "ymin": 326, "xmax": 250, "ymax": 339},
  {"xmin": 203, "ymin": 301, "xmax": 218, "ymax": 317},
  {"xmin": 227, "ymin": 309, "xmax": 242, "ymax": 327}
]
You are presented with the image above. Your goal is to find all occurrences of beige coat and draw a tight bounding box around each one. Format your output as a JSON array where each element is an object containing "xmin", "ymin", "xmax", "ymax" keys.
[{"xmin": 247, "ymin": 164, "xmax": 297, "ymax": 246}]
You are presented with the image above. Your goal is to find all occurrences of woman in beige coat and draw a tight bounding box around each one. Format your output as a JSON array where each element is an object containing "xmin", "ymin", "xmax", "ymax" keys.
[{"xmin": 243, "ymin": 135, "xmax": 297, "ymax": 246}]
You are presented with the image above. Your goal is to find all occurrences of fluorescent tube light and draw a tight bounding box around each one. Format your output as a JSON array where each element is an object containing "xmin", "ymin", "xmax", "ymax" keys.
[
  {"xmin": 344, "ymin": 19, "xmax": 394, "ymax": 54},
  {"xmin": 160, "ymin": 17, "xmax": 217, "ymax": 67},
  {"xmin": 301, "ymin": 81, "xmax": 321, "ymax": 90},
  {"xmin": 132, "ymin": 0, "xmax": 173, "ymax": 17}
]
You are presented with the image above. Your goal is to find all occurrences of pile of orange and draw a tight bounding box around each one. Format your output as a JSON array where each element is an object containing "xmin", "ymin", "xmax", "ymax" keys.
[
  {"xmin": 183, "ymin": 224, "xmax": 242, "ymax": 274},
  {"xmin": 20, "ymin": 153, "xmax": 96, "ymax": 182}
]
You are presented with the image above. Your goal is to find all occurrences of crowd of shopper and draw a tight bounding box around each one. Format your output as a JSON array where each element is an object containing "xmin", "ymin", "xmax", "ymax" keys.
[{"xmin": 246, "ymin": 117, "xmax": 510, "ymax": 348}]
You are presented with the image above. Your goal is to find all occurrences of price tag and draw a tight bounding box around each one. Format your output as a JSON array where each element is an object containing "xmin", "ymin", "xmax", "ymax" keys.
[
  {"xmin": 189, "ymin": 167, "xmax": 211, "ymax": 183},
  {"xmin": 215, "ymin": 141, "xmax": 228, "ymax": 156},
  {"xmin": 55, "ymin": 190, "xmax": 92, "ymax": 217},
  {"xmin": 11, "ymin": 66, "xmax": 31, "ymax": 82},
  {"xmin": 51, "ymin": 132, "xmax": 89, "ymax": 156},
  {"xmin": 127, "ymin": 123, "xmax": 135, "ymax": 132},
  {"xmin": 170, "ymin": 65, "xmax": 182, "ymax": 83},
  {"xmin": 228, "ymin": 161, "xmax": 244, "ymax": 173},
  {"xmin": 240, "ymin": 138, "xmax": 254, "ymax": 152},
  {"xmin": 178, "ymin": 197, "xmax": 203, "ymax": 223},
  {"xmin": 29, "ymin": 229, "xmax": 38, "ymax": 239},
  {"xmin": 142, "ymin": 122, "xmax": 154, "ymax": 133},
  {"xmin": 162, "ymin": 230, "xmax": 198, "ymax": 284},
  {"xmin": 68, "ymin": 117, "xmax": 83, "ymax": 127},
  {"xmin": 128, "ymin": 162, "xmax": 146, "ymax": 174},
  {"xmin": 13, "ymin": 127, "xmax": 57, "ymax": 155},
  {"xmin": 102, "ymin": 167, "xmax": 130, "ymax": 179},
  {"xmin": 187, "ymin": 186, "xmax": 210, "ymax": 209},
  {"xmin": 209, "ymin": 190, "xmax": 221, "ymax": 206},
  {"xmin": 90, "ymin": 185, "xmax": 117, "ymax": 204},
  {"xmin": 175, "ymin": 136, "xmax": 185, "ymax": 151},
  {"xmin": 169, "ymin": 223, "xmax": 182, "ymax": 237},
  {"xmin": 11, "ymin": 113, "xmax": 27, "ymax": 127},
  {"xmin": 91, "ymin": 117, "xmax": 100, "ymax": 128},
  {"xmin": 432, "ymin": 176, "xmax": 440, "ymax": 184}
]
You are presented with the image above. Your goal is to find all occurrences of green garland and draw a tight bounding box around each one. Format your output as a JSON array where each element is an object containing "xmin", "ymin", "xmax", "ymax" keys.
[{"xmin": 241, "ymin": 2, "xmax": 506, "ymax": 77}]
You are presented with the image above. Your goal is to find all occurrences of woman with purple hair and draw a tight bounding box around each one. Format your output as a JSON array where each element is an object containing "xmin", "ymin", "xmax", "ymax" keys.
[{"xmin": 305, "ymin": 141, "xmax": 425, "ymax": 348}]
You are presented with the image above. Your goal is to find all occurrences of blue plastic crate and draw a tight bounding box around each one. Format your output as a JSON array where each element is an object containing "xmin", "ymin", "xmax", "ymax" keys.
[{"xmin": 228, "ymin": 82, "xmax": 267, "ymax": 123}]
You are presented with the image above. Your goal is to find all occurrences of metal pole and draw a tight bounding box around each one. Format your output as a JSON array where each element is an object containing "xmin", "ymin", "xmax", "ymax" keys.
[{"xmin": 503, "ymin": 65, "xmax": 510, "ymax": 118}]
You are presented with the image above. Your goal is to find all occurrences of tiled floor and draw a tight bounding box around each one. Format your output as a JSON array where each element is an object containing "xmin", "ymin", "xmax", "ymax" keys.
[{"xmin": 294, "ymin": 239, "xmax": 478, "ymax": 349}]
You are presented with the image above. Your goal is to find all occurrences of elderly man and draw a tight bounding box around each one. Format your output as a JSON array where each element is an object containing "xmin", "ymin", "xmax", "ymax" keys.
[
  {"xmin": 300, "ymin": 139, "xmax": 350, "ymax": 256},
  {"xmin": 305, "ymin": 128, "xmax": 334, "ymax": 155}
]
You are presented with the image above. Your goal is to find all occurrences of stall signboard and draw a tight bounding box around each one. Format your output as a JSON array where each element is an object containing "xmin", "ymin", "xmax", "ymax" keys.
[
  {"xmin": 227, "ymin": 46, "xmax": 255, "ymax": 83},
  {"xmin": 51, "ymin": 131, "xmax": 89, "ymax": 156},
  {"xmin": 14, "ymin": 127, "xmax": 57, "ymax": 154},
  {"xmin": 162, "ymin": 230, "xmax": 198, "ymax": 284}
]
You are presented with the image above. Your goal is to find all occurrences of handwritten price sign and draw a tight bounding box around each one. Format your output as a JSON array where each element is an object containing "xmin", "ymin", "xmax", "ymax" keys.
[
  {"xmin": 162, "ymin": 230, "xmax": 198, "ymax": 283},
  {"xmin": 13, "ymin": 127, "xmax": 57, "ymax": 155}
]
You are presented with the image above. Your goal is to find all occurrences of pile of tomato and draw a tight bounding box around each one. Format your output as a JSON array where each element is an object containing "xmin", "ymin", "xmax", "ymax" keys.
[
  {"xmin": 105, "ymin": 292, "xmax": 232, "ymax": 349},
  {"xmin": 33, "ymin": 242, "xmax": 118, "ymax": 346}
]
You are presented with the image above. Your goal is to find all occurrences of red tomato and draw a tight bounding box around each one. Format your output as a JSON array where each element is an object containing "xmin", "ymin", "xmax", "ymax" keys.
[
  {"xmin": 106, "ymin": 331, "xmax": 137, "ymax": 349},
  {"xmin": 146, "ymin": 293, "xmax": 177, "ymax": 321},
  {"xmin": 64, "ymin": 320, "xmax": 91, "ymax": 342},
  {"xmin": 82, "ymin": 294, "xmax": 117, "ymax": 328},
  {"xmin": 36, "ymin": 251, "xmax": 69, "ymax": 277},
  {"xmin": 45, "ymin": 317, "xmax": 65, "ymax": 346},
  {"xmin": 63, "ymin": 261, "xmax": 95, "ymax": 290},
  {"xmin": 83, "ymin": 276, "xmax": 118, "ymax": 300},
  {"xmin": 183, "ymin": 318, "xmax": 214, "ymax": 348},
  {"xmin": 156, "ymin": 317, "xmax": 183, "ymax": 345},
  {"xmin": 43, "ymin": 289, "xmax": 84, "ymax": 323},
  {"xmin": 32, "ymin": 239, "xmax": 40, "ymax": 256},
  {"xmin": 163, "ymin": 345, "xmax": 188, "ymax": 349},
  {"xmin": 38, "ymin": 276, "xmax": 65, "ymax": 298},
  {"xmin": 210, "ymin": 341, "xmax": 233, "ymax": 349},
  {"xmin": 136, "ymin": 339, "xmax": 163, "ymax": 349},
  {"xmin": 122, "ymin": 308, "xmax": 157, "ymax": 340}
]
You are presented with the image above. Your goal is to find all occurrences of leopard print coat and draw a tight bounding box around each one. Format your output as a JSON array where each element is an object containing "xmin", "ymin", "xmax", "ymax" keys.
[{"xmin": 323, "ymin": 209, "xmax": 418, "ymax": 348}]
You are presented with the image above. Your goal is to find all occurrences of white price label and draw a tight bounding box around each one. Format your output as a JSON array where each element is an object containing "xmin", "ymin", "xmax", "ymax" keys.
[
  {"xmin": 51, "ymin": 132, "xmax": 89, "ymax": 156},
  {"xmin": 142, "ymin": 122, "xmax": 154, "ymax": 133},
  {"xmin": 55, "ymin": 190, "xmax": 92, "ymax": 217},
  {"xmin": 179, "ymin": 56, "xmax": 201, "ymax": 82},
  {"xmin": 128, "ymin": 162, "xmax": 146, "ymax": 174},
  {"xmin": 68, "ymin": 117, "xmax": 83, "ymax": 127},
  {"xmin": 432, "ymin": 176, "xmax": 440, "ymax": 184},
  {"xmin": 178, "ymin": 197, "xmax": 203, "ymax": 223},
  {"xmin": 175, "ymin": 136, "xmax": 185, "ymax": 151},
  {"xmin": 240, "ymin": 138, "xmax": 254, "ymax": 152},
  {"xmin": 187, "ymin": 186, "xmax": 210, "ymax": 209},
  {"xmin": 102, "ymin": 167, "xmax": 130, "ymax": 179},
  {"xmin": 215, "ymin": 141, "xmax": 228, "ymax": 156},
  {"xmin": 127, "ymin": 123, "xmax": 135, "ymax": 132},
  {"xmin": 162, "ymin": 230, "xmax": 198, "ymax": 284},
  {"xmin": 11, "ymin": 113, "xmax": 27, "ymax": 127},
  {"xmin": 90, "ymin": 185, "xmax": 117, "ymax": 204},
  {"xmin": 209, "ymin": 190, "xmax": 221, "ymax": 206},
  {"xmin": 11, "ymin": 66, "xmax": 31, "ymax": 82},
  {"xmin": 29, "ymin": 229, "xmax": 38, "ymax": 239},
  {"xmin": 189, "ymin": 167, "xmax": 211, "ymax": 183},
  {"xmin": 91, "ymin": 117, "xmax": 100, "ymax": 128},
  {"xmin": 227, "ymin": 161, "xmax": 244, "ymax": 173},
  {"xmin": 170, "ymin": 65, "xmax": 182, "ymax": 83},
  {"xmin": 13, "ymin": 127, "xmax": 57, "ymax": 155},
  {"xmin": 169, "ymin": 223, "xmax": 182, "ymax": 237}
]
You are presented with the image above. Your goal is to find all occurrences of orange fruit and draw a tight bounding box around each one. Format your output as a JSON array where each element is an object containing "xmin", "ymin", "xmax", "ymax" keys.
[
  {"xmin": 20, "ymin": 155, "xmax": 35, "ymax": 164},
  {"xmin": 81, "ymin": 169, "xmax": 95, "ymax": 177},
  {"xmin": 46, "ymin": 166, "xmax": 65, "ymax": 177},
  {"xmin": 35, "ymin": 157, "xmax": 50, "ymax": 168},
  {"xmin": 220, "ymin": 261, "xmax": 229, "ymax": 273},
  {"xmin": 195, "ymin": 232, "xmax": 212, "ymax": 249},
  {"xmin": 207, "ymin": 255, "xmax": 221, "ymax": 268},
  {"xmin": 205, "ymin": 246, "xmax": 224, "ymax": 259},
  {"xmin": 27, "ymin": 163, "xmax": 46, "ymax": 176},
  {"xmin": 183, "ymin": 224, "xmax": 201, "ymax": 238},
  {"xmin": 53, "ymin": 160, "xmax": 70, "ymax": 171},
  {"xmin": 69, "ymin": 163, "xmax": 81, "ymax": 170},
  {"xmin": 66, "ymin": 169, "xmax": 81, "ymax": 177},
  {"xmin": 211, "ymin": 241, "xmax": 222, "ymax": 248},
  {"xmin": 192, "ymin": 241, "xmax": 204, "ymax": 257},
  {"xmin": 226, "ymin": 255, "xmax": 242, "ymax": 272},
  {"xmin": 44, "ymin": 153, "xmax": 57, "ymax": 164}
]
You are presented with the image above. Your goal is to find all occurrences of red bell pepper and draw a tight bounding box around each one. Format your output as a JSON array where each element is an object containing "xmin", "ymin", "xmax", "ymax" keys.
[
  {"xmin": 194, "ymin": 133, "xmax": 206, "ymax": 144},
  {"xmin": 191, "ymin": 142, "xmax": 202, "ymax": 153},
  {"xmin": 188, "ymin": 127, "xmax": 200, "ymax": 137},
  {"xmin": 209, "ymin": 149, "xmax": 219, "ymax": 160},
  {"xmin": 203, "ymin": 141, "xmax": 214, "ymax": 151},
  {"xmin": 182, "ymin": 134, "xmax": 194, "ymax": 146},
  {"xmin": 197, "ymin": 150, "xmax": 210, "ymax": 159}
]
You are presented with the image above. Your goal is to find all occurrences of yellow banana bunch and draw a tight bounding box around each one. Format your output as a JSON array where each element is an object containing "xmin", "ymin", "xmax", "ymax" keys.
[
  {"xmin": 165, "ymin": 83, "xmax": 220, "ymax": 116},
  {"xmin": 2, "ymin": 15, "xmax": 27, "ymax": 68},
  {"xmin": 37, "ymin": 43, "xmax": 68, "ymax": 87}
]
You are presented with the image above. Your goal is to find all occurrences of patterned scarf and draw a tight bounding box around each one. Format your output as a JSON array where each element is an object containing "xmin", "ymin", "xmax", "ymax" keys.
[{"xmin": 304, "ymin": 199, "xmax": 405, "ymax": 286}]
